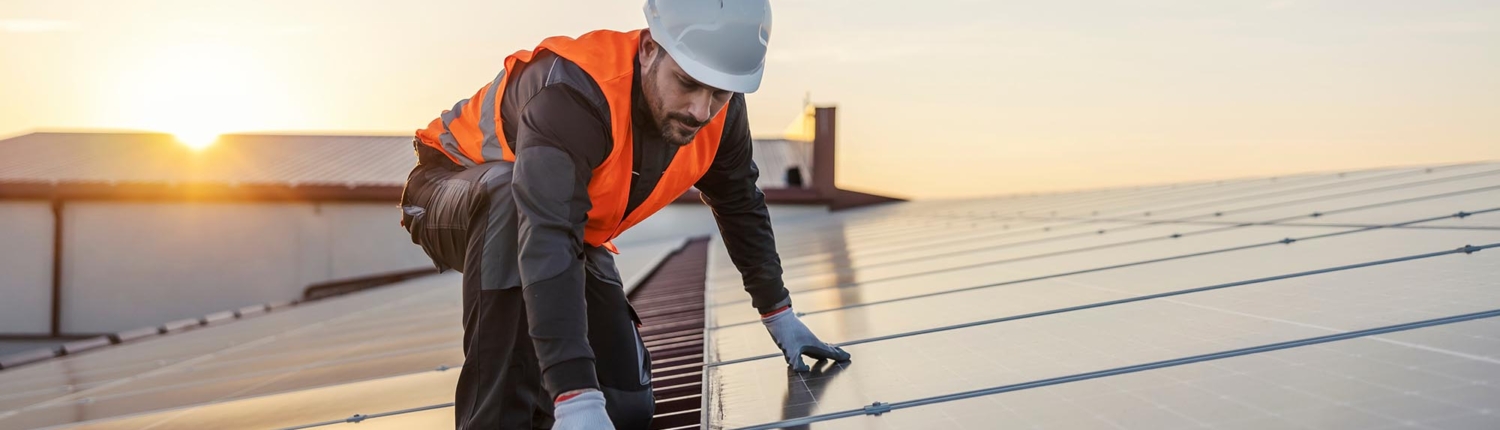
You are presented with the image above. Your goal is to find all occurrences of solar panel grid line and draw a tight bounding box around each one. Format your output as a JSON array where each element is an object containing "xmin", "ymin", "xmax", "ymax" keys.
[
  {"xmin": 1009, "ymin": 215, "xmax": 1500, "ymax": 231},
  {"xmin": 60, "ymin": 347, "xmax": 458, "ymax": 428},
  {"xmin": 767, "ymin": 227, "xmax": 1188, "ymax": 286},
  {"xmin": 788, "ymin": 212, "xmax": 1140, "ymax": 254},
  {"xmin": 876, "ymin": 169, "xmax": 1452, "ymax": 251},
  {"xmin": 773, "ymin": 217, "xmax": 934, "ymax": 244},
  {"xmin": 899, "ymin": 180, "xmax": 1233, "ymax": 221},
  {"xmin": 1038, "ymin": 174, "xmax": 1500, "ymax": 237},
  {"xmin": 704, "ymin": 170, "xmax": 1500, "ymax": 428},
  {"xmin": 11, "ymin": 343, "xmax": 462, "ymax": 412},
  {"xmin": 941, "ymin": 165, "xmax": 1432, "ymax": 224},
  {"xmin": 717, "ymin": 168, "xmax": 1403, "ymax": 278},
  {"xmin": 709, "ymin": 221, "xmax": 1151, "ymax": 292},
  {"xmin": 1006, "ymin": 184, "xmax": 1500, "ymax": 227},
  {"xmin": 0, "ymin": 283, "xmax": 454, "ymax": 424},
  {"xmin": 708, "ymin": 238, "xmax": 1482, "ymax": 365},
  {"xmin": 1145, "ymin": 294, "xmax": 1500, "ymax": 367},
  {"xmin": 707, "ymin": 207, "xmax": 1500, "ymax": 330},
  {"xmin": 765, "ymin": 221, "xmax": 988, "ymax": 259},
  {"xmin": 951, "ymin": 167, "xmax": 1350, "ymax": 211},
  {"xmin": 965, "ymin": 173, "xmax": 1341, "ymax": 220},
  {"xmin": 101, "ymin": 318, "xmax": 456, "ymax": 379},
  {"xmin": 278, "ymin": 402, "xmax": 457, "ymax": 430},
  {"xmin": 763, "ymin": 169, "xmax": 1340, "ymax": 254},
  {"xmin": 742, "ymin": 220, "xmax": 1128, "ymax": 283},
  {"xmin": 778, "ymin": 205, "xmax": 1033, "ymax": 241},
  {"xmin": 763, "ymin": 212, "xmax": 1066, "ymax": 258},
  {"xmin": 0, "ymin": 279, "xmax": 453, "ymax": 395},
  {"xmin": 1261, "ymin": 183, "xmax": 1500, "ymax": 223},
  {"xmin": 861, "ymin": 177, "xmax": 1297, "ymax": 231},
  {"xmin": 714, "ymin": 179, "xmax": 1500, "ymax": 305},
  {"xmin": 729, "ymin": 308, "xmax": 1500, "ymax": 430},
  {"xmin": 1092, "ymin": 164, "xmax": 1498, "ymax": 222},
  {"xmin": 1155, "ymin": 166, "xmax": 1500, "ymax": 223},
  {"xmin": 714, "ymin": 175, "xmax": 1452, "ymax": 290},
  {"xmin": 708, "ymin": 242, "xmax": 1498, "ymax": 367}
]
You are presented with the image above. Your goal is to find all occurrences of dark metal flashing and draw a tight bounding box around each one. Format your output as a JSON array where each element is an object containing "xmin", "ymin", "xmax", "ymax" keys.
[
  {"xmin": 302, "ymin": 267, "xmax": 440, "ymax": 300},
  {"xmin": 628, "ymin": 237, "xmax": 711, "ymax": 429}
]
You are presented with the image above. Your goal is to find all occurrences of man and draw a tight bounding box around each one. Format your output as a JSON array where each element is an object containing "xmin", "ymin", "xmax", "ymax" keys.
[{"xmin": 398, "ymin": 1, "xmax": 850, "ymax": 428}]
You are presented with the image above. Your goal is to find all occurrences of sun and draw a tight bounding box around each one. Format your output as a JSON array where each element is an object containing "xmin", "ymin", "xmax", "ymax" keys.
[
  {"xmin": 114, "ymin": 43, "xmax": 261, "ymax": 151},
  {"xmin": 173, "ymin": 129, "xmax": 221, "ymax": 150}
]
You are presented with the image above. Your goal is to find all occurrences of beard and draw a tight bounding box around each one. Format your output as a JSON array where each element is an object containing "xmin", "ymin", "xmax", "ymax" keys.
[
  {"xmin": 641, "ymin": 63, "xmax": 705, "ymax": 147},
  {"xmin": 656, "ymin": 112, "xmax": 705, "ymax": 146}
]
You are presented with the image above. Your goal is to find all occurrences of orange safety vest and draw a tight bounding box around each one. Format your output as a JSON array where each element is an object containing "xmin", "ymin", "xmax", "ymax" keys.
[{"xmin": 415, "ymin": 29, "xmax": 727, "ymax": 250}]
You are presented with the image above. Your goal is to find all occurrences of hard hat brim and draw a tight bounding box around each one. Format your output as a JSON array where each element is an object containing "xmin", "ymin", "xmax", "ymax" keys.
[{"xmin": 644, "ymin": 20, "xmax": 765, "ymax": 94}]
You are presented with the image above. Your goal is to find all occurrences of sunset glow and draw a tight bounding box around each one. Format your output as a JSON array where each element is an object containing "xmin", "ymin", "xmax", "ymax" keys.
[
  {"xmin": 1, "ymin": 0, "xmax": 1497, "ymax": 198},
  {"xmin": 117, "ymin": 43, "xmax": 263, "ymax": 152},
  {"xmin": 172, "ymin": 130, "xmax": 219, "ymax": 150}
]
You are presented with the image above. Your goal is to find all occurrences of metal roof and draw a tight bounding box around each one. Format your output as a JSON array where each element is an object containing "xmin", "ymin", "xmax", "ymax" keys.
[
  {"xmin": 0, "ymin": 132, "xmax": 415, "ymax": 188},
  {"xmin": 0, "ymin": 132, "xmax": 821, "ymax": 200}
]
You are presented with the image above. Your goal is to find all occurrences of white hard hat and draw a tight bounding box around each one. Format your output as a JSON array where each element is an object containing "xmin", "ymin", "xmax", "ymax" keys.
[{"xmin": 643, "ymin": 0, "xmax": 772, "ymax": 93}]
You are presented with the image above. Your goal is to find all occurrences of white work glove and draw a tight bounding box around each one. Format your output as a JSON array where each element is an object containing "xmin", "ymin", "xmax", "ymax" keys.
[
  {"xmin": 553, "ymin": 390, "xmax": 615, "ymax": 430},
  {"xmin": 762, "ymin": 307, "xmax": 852, "ymax": 372}
]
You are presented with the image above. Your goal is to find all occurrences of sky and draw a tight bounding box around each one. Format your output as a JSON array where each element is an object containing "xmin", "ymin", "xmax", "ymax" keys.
[{"xmin": 1, "ymin": 0, "xmax": 1497, "ymax": 198}]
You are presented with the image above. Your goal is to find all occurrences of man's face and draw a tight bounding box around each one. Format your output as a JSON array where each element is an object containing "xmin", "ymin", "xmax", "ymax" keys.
[{"xmin": 640, "ymin": 35, "xmax": 732, "ymax": 146}]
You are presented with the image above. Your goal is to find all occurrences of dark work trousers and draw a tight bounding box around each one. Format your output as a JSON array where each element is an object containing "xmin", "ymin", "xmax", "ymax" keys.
[{"xmin": 399, "ymin": 152, "xmax": 655, "ymax": 430}]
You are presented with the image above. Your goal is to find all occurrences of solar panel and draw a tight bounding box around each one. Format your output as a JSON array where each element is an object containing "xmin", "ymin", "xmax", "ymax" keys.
[
  {"xmin": 788, "ymin": 317, "xmax": 1500, "ymax": 429},
  {"xmin": 701, "ymin": 162, "xmax": 1500, "ymax": 429},
  {"xmin": 706, "ymin": 242, "xmax": 1499, "ymax": 428},
  {"xmin": 0, "ymin": 240, "xmax": 684, "ymax": 429}
]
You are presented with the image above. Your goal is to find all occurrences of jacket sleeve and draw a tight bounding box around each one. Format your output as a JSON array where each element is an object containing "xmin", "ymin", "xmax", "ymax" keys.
[
  {"xmin": 695, "ymin": 94, "xmax": 792, "ymax": 314},
  {"xmin": 512, "ymin": 84, "xmax": 611, "ymax": 397}
]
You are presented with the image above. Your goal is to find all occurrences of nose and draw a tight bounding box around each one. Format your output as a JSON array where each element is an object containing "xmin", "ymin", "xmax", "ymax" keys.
[{"xmin": 685, "ymin": 91, "xmax": 712, "ymax": 124}]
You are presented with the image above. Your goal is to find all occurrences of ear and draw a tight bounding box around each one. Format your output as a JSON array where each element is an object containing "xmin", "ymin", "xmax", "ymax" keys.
[{"xmin": 638, "ymin": 29, "xmax": 657, "ymax": 67}]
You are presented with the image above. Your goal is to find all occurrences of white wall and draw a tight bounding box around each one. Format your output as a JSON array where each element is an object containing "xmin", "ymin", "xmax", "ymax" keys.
[
  {"xmin": 0, "ymin": 202, "xmax": 54, "ymax": 334},
  {"xmin": 322, "ymin": 204, "xmax": 434, "ymax": 278},
  {"xmin": 1, "ymin": 199, "xmax": 820, "ymax": 334},
  {"xmin": 58, "ymin": 201, "xmax": 431, "ymax": 333}
]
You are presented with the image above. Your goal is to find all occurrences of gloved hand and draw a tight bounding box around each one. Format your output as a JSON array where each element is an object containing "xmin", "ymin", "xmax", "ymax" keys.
[
  {"xmin": 553, "ymin": 389, "xmax": 615, "ymax": 430},
  {"xmin": 762, "ymin": 307, "xmax": 851, "ymax": 372}
]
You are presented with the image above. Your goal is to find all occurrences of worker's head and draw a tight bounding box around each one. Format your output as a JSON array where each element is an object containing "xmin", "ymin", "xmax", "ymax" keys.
[{"xmin": 638, "ymin": 0, "xmax": 771, "ymax": 146}]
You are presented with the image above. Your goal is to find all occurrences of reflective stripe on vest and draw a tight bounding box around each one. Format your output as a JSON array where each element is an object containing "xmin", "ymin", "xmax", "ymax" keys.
[{"xmin": 414, "ymin": 29, "xmax": 727, "ymax": 247}]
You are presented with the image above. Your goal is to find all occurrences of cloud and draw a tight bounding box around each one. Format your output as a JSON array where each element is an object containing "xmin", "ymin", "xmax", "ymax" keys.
[{"xmin": 0, "ymin": 19, "xmax": 80, "ymax": 33}]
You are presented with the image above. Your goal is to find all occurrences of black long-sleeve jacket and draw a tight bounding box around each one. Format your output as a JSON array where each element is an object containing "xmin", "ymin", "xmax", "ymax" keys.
[{"xmin": 495, "ymin": 51, "xmax": 791, "ymax": 396}]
